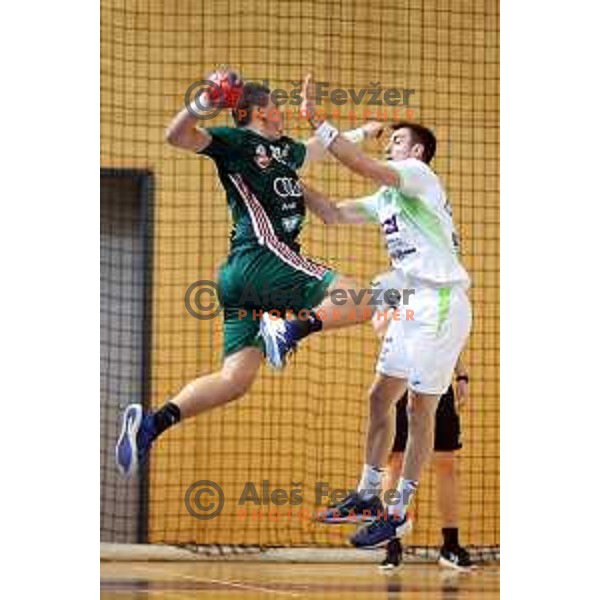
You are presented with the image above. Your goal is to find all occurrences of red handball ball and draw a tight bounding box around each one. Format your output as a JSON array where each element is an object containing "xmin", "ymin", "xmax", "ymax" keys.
[{"xmin": 206, "ymin": 69, "xmax": 244, "ymax": 108}]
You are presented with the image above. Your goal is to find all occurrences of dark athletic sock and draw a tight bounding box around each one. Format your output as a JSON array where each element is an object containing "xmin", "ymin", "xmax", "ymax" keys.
[
  {"xmin": 288, "ymin": 309, "xmax": 323, "ymax": 340},
  {"xmin": 152, "ymin": 402, "xmax": 181, "ymax": 437},
  {"xmin": 442, "ymin": 527, "xmax": 459, "ymax": 549}
]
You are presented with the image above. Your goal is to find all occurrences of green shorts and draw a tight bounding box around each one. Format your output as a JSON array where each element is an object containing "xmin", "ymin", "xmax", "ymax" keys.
[{"xmin": 217, "ymin": 247, "xmax": 337, "ymax": 358}]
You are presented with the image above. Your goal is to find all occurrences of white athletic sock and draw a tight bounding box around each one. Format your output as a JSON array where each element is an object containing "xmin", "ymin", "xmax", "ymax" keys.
[
  {"xmin": 357, "ymin": 464, "xmax": 383, "ymax": 500},
  {"xmin": 388, "ymin": 478, "xmax": 419, "ymax": 518}
]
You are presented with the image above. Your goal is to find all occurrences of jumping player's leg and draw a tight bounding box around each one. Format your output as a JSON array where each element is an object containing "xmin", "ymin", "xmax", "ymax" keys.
[
  {"xmin": 382, "ymin": 451, "xmax": 404, "ymax": 493},
  {"xmin": 383, "ymin": 388, "xmax": 459, "ymax": 500},
  {"xmin": 381, "ymin": 390, "xmax": 410, "ymax": 492},
  {"xmin": 350, "ymin": 388, "xmax": 439, "ymax": 547},
  {"xmin": 350, "ymin": 286, "xmax": 470, "ymax": 547},
  {"xmin": 116, "ymin": 306, "xmax": 264, "ymax": 478},
  {"xmin": 386, "ymin": 287, "xmax": 471, "ymax": 522},
  {"xmin": 349, "ymin": 374, "xmax": 407, "ymax": 501},
  {"xmin": 314, "ymin": 275, "xmax": 376, "ymax": 330},
  {"xmin": 318, "ymin": 374, "xmax": 406, "ymax": 524},
  {"xmin": 390, "ymin": 389, "xmax": 440, "ymax": 518},
  {"xmin": 261, "ymin": 268, "xmax": 406, "ymax": 368},
  {"xmin": 260, "ymin": 273, "xmax": 375, "ymax": 368},
  {"xmin": 170, "ymin": 346, "xmax": 262, "ymax": 418},
  {"xmin": 318, "ymin": 298, "xmax": 406, "ymax": 524},
  {"xmin": 116, "ymin": 345, "xmax": 262, "ymax": 478},
  {"xmin": 311, "ymin": 268, "xmax": 408, "ymax": 332},
  {"xmin": 364, "ymin": 374, "xmax": 407, "ymax": 476}
]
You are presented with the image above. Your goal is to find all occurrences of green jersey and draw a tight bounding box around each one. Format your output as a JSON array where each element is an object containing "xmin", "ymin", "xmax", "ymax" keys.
[{"xmin": 199, "ymin": 127, "xmax": 307, "ymax": 253}]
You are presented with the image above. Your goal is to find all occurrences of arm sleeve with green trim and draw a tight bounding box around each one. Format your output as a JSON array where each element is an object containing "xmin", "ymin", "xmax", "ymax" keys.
[
  {"xmin": 352, "ymin": 192, "xmax": 382, "ymax": 223},
  {"xmin": 197, "ymin": 127, "xmax": 245, "ymax": 162},
  {"xmin": 387, "ymin": 158, "xmax": 434, "ymax": 197}
]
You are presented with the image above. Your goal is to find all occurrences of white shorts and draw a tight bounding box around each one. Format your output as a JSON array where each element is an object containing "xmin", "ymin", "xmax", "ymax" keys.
[{"xmin": 375, "ymin": 275, "xmax": 472, "ymax": 395}]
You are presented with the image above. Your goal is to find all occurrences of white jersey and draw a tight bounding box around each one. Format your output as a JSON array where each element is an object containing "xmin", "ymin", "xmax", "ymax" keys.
[{"xmin": 357, "ymin": 158, "xmax": 470, "ymax": 288}]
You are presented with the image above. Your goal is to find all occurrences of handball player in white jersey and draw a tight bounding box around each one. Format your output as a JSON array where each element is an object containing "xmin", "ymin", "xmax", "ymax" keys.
[{"xmin": 260, "ymin": 75, "xmax": 472, "ymax": 548}]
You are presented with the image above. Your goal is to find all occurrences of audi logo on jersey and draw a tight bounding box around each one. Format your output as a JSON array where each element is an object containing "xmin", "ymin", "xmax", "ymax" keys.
[{"xmin": 274, "ymin": 177, "xmax": 303, "ymax": 198}]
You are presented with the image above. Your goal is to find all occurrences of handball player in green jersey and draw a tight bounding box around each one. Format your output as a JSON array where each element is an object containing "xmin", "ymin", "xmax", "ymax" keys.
[{"xmin": 116, "ymin": 69, "xmax": 383, "ymax": 477}]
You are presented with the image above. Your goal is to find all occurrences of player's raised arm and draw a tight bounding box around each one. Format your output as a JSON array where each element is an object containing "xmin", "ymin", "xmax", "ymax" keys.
[
  {"xmin": 302, "ymin": 183, "xmax": 376, "ymax": 225},
  {"xmin": 300, "ymin": 74, "xmax": 400, "ymax": 186},
  {"xmin": 166, "ymin": 69, "xmax": 243, "ymax": 153},
  {"xmin": 165, "ymin": 96, "xmax": 213, "ymax": 152},
  {"xmin": 303, "ymin": 121, "xmax": 385, "ymax": 163}
]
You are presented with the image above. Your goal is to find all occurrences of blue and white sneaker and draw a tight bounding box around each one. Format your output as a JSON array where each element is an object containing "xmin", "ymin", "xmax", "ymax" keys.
[
  {"xmin": 259, "ymin": 313, "xmax": 298, "ymax": 369},
  {"xmin": 317, "ymin": 492, "xmax": 383, "ymax": 524},
  {"xmin": 115, "ymin": 404, "xmax": 156, "ymax": 478},
  {"xmin": 350, "ymin": 513, "xmax": 412, "ymax": 549}
]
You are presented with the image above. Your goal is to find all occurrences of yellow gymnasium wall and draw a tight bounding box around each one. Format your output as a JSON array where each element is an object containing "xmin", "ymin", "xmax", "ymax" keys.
[{"xmin": 101, "ymin": 0, "xmax": 499, "ymax": 547}]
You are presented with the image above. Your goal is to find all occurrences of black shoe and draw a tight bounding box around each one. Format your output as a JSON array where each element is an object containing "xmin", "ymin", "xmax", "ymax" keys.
[
  {"xmin": 316, "ymin": 492, "xmax": 383, "ymax": 523},
  {"xmin": 379, "ymin": 538, "xmax": 403, "ymax": 570},
  {"xmin": 439, "ymin": 545, "xmax": 473, "ymax": 571}
]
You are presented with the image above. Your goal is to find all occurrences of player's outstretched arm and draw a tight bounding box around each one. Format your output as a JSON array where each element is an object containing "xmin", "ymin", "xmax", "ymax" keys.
[
  {"xmin": 303, "ymin": 121, "xmax": 384, "ymax": 163},
  {"xmin": 302, "ymin": 183, "xmax": 372, "ymax": 225},
  {"xmin": 301, "ymin": 74, "xmax": 401, "ymax": 187},
  {"xmin": 326, "ymin": 131, "xmax": 399, "ymax": 186},
  {"xmin": 165, "ymin": 92, "xmax": 213, "ymax": 153}
]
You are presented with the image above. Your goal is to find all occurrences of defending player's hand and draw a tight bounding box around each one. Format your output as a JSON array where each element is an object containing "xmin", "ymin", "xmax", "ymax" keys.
[
  {"xmin": 362, "ymin": 121, "xmax": 385, "ymax": 140},
  {"xmin": 301, "ymin": 73, "xmax": 317, "ymax": 123}
]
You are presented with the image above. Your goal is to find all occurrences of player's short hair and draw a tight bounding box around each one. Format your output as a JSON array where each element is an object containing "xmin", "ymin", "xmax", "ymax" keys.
[
  {"xmin": 391, "ymin": 121, "xmax": 437, "ymax": 164},
  {"xmin": 233, "ymin": 83, "xmax": 271, "ymax": 127}
]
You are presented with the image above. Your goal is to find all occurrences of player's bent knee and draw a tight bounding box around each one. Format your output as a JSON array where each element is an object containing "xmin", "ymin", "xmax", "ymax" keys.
[
  {"xmin": 219, "ymin": 369, "xmax": 255, "ymax": 400},
  {"xmin": 220, "ymin": 351, "xmax": 261, "ymax": 400}
]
